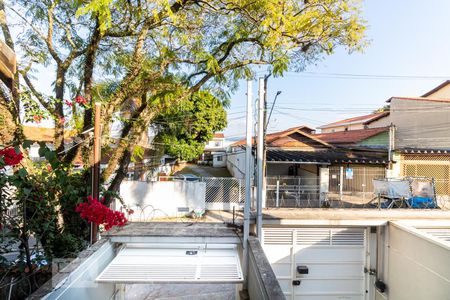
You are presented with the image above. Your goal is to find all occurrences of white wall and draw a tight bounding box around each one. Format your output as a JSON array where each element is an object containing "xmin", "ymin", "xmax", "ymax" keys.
[
  {"xmin": 385, "ymin": 223, "xmax": 450, "ymax": 300},
  {"xmin": 226, "ymin": 150, "xmax": 247, "ymax": 179},
  {"xmin": 120, "ymin": 181, "xmax": 206, "ymax": 218},
  {"xmin": 212, "ymin": 152, "xmax": 227, "ymax": 167},
  {"xmin": 41, "ymin": 241, "xmax": 115, "ymax": 300}
]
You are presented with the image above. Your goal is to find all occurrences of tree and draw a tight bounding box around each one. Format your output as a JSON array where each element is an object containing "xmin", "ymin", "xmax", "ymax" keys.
[
  {"xmin": 155, "ymin": 91, "xmax": 228, "ymax": 161},
  {"xmin": 0, "ymin": 0, "xmax": 367, "ymax": 204}
]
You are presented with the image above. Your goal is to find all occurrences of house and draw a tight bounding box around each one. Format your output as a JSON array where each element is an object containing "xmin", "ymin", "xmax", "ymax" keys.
[
  {"xmin": 386, "ymin": 81, "xmax": 450, "ymax": 196},
  {"xmin": 318, "ymin": 111, "xmax": 390, "ymax": 133},
  {"xmin": 201, "ymin": 132, "xmax": 230, "ymax": 167},
  {"xmin": 315, "ymin": 126, "xmax": 390, "ymax": 148},
  {"xmin": 228, "ymin": 126, "xmax": 388, "ymax": 206}
]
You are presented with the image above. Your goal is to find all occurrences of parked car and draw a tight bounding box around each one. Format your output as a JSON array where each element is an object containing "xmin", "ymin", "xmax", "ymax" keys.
[{"xmin": 174, "ymin": 174, "xmax": 200, "ymax": 182}]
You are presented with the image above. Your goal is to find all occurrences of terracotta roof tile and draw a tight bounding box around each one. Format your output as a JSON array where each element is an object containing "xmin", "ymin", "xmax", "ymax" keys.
[
  {"xmin": 23, "ymin": 126, "xmax": 76, "ymax": 143},
  {"xmin": 231, "ymin": 126, "xmax": 318, "ymax": 147},
  {"xmin": 315, "ymin": 127, "xmax": 389, "ymax": 144},
  {"xmin": 213, "ymin": 133, "xmax": 225, "ymax": 139},
  {"xmin": 318, "ymin": 112, "xmax": 389, "ymax": 129}
]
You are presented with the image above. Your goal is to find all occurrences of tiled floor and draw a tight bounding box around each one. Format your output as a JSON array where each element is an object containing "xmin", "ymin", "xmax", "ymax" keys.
[{"xmin": 123, "ymin": 283, "xmax": 237, "ymax": 300}]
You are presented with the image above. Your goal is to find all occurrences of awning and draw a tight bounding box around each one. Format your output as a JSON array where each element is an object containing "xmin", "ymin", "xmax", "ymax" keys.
[{"xmin": 96, "ymin": 243, "xmax": 243, "ymax": 283}]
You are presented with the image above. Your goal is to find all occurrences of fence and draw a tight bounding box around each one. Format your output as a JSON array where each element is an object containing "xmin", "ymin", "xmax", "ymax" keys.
[
  {"xmin": 328, "ymin": 165, "xmax": 386, "ymax": 203},
  {"xmin": 266, "ymin": 176, "xmax": 320, "ymax": 208},
  {"xmin": 265, "ymin": 174, "xmax": 450, "ymax": 210},
  {"xmin": 126, "ymin": 176, "xmax": 245, "ymax": 213}
]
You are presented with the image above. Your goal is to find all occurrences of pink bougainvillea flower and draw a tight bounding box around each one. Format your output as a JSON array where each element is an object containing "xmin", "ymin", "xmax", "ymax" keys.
[
  {"xmin": 76, "ymin": 196, "xmax": 127, "ymax": 231},
  {"xmin": 65, "ymin": 100, "xmax": 73, "ymax": 107},
  {"xmin": 0, "ymin": 147, "xmax": 23, "ymax": 166},
  {"xmin": 46, "ymin": 164, "xmax": 52, "ymax": 172},
  {"xmin": 74, "ymin": 95, "xmax": 87, "ymax": 105}
]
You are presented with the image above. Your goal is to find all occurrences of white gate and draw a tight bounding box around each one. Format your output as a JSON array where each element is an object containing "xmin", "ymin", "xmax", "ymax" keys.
[
  {"xmin": 202, "ymin": 177, "xmax": 244, "ymax": 210},
  {"xmin": 262, "ymin": 227, "xmax": 369, "ymax": 300}
]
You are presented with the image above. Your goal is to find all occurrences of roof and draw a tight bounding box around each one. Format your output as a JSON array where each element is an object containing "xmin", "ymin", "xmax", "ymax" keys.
[
  {"xmin": 421, "ymin": 80, "xmax": 450, "ymax": 97},
  {"xmin": 315, "ymin": 127, "xmax": 389, "ymax": 145},
  {"xmin": 399, "ymin": 148, "xmax": 450, "ymax": 154},
  {"xmin": 23, "ymin": 126, "xmax": 76, "ymax": 143},
  {"xmin": 266, "ymin": 149, "xmax": 388, "ymax": 165},
  {"xmin": 213, "ymin": 133, "xmax": 225, "ymax": 139},
  {"xmin": 318, "ymin": 112, "xmax": 389, "ymax": 129},
  {"xmin": 231, "ymin": 125, "xmax": 322, "ymax": 147},
  {"xmin": 387, "ymin": 96, "xmax": 450, "ymax": 104}
]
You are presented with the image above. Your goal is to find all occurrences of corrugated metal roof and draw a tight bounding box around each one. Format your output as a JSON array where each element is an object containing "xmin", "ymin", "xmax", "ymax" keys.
[{"xmin": 266, "ymin": 149, "xmax": 388, "ymax": 165}]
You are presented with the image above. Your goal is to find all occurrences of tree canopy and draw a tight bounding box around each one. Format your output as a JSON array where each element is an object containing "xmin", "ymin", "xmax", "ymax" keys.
[{"xmin": 0, "ymin": 0, "xmax": 367, "ymax": 197}]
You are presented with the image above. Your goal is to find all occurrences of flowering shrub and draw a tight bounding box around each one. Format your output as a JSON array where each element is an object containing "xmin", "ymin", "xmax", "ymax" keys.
[
  {"xmin": 0, "ymin": 147, "xmax": 24, "ymax": 166},
  {"xmin": 74, "ymin": 95, "xmax": 87, "ymax": 105},
  {"xmin": 75, "ymin": 196, "xmax": 127, "ymax": 230}
]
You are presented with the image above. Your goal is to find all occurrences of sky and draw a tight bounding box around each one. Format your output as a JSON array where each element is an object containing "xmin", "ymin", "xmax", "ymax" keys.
[{"xmin": 223, "ymin": 0, "xmax": 450, "ymax": 139}]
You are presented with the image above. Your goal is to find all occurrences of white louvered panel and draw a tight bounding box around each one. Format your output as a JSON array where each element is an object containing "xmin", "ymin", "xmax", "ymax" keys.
[
  {"xmin": 297, "ymin": 228, "xmax": 331, "ymax": 246},
  {"xmin": 96, "ymin": 244, "xmax": 243, "ymax": 283},
  {"xmin": 263, "ymin": 228, "xmax": 293, "ymax": 245},
  {"xmin": 419, "ymin": 228, "xmax": 450, "ymax": 243},
  {"xmin": 331, "ymin": 229, "xmax": 365, "ymax": 246}
]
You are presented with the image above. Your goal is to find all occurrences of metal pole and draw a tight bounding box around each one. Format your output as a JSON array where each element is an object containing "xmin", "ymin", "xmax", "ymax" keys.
[
  {"xmin": 243, "ymin": 80, "xmax": 253, "ymax": 276},
  {"xmin": 339, "ymin": 165, "xmax": 344, "ymax": 202},
  {"xmin": 91, "ymin": 102, "xmax": 101, "ymax": 244},
  {"xmin": 256, "ymin": 77, "xmax": 265, "ymax": 239},
  {"xmin": 276, "ymin": 180, "xmax": 280, "ymax": 207}
]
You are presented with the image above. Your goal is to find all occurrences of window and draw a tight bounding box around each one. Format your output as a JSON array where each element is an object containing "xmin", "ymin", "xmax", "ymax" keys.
[
  {"xmin": 216, "ymin": 156, "xmax": 223, "ymax": 161},
  {"xmin": 214, "ymin": 141, "xmax": 221, "ymax": 147}
]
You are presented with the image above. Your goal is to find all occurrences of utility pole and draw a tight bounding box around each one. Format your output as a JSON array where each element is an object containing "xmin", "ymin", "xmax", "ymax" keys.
[
  {"xmin": 256, "ymin": 77, "xmax": 265, "ymax": 239},
  {"xmin": 242, "ymin": 80, "xmax": 253, "ymax": 282},
  {"xmin": 91, "ymin": 102, "xmax": 101, "ymax": 244}
]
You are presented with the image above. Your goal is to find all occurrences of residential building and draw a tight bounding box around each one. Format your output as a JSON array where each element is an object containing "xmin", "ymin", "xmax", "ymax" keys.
[
  {"xmin": 318, "ymin": 111, "xmax": 390, "ymax": 133},
  {"xmin": 201, "ymin": 132, "xmax": 230, "ymax": 167}
]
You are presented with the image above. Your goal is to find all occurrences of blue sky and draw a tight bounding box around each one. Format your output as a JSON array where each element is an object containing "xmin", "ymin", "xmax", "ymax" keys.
[{"xmin": 224, "ymin": 0, "xmax": 450, "ymax": 139}]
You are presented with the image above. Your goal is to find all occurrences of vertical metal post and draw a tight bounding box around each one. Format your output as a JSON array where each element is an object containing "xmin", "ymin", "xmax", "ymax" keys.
[
  {"xmin": 339, "ymin": 165, "xmax": 344, "ymax": 201},
  {"xmin": 91, "ymin": 102, "xmax": 101, "ymax": 244},
  {"xmin": 256, "ymin": 77, "xmax": 265, "ymax": 239},
  {"xmin": 243, "ymin": 80, "xmax": 253, "ymax": 280},
  {"xmin": 276, "ymin": 179, "xmax": 280, "ymax": 207}
]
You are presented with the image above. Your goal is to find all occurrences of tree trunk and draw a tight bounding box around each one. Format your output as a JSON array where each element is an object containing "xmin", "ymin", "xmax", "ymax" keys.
[{"xmin": 54, "ymin": 66, "xmax": 66, "ymax": 154}]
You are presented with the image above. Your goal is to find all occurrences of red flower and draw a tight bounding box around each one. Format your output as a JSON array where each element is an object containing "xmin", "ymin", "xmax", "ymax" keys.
[
  {"xmin": 74, "ymin": 95, "xmax": 87, "ymax": 105},
  {"xmin": 0, "ymin": 147, "xmax": 23, "ymax": 166},
  {"xmin": 127, "ymin": 209, "xmax": 134, "ymax": 215},
  {"xmin": 33, "ymin": 115, "xmax": 42, "ymax": 123},
  {"xmin": 65, "ymin": 100, "xmax": 73, "ymax": 107},
  {"xmin": 76, "ymin": 196, "xmax": 127, "ymax": 231}
]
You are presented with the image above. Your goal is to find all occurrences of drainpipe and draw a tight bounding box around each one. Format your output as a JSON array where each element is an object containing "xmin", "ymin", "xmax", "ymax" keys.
[{"xmin": 243, "ymin": 80, "xmax": 253, "ymax": 281}]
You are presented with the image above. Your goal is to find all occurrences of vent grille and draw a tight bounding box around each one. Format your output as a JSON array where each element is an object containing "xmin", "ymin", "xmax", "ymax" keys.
[
  {"xmin": 420, "ymin": 228, "xmax": 450, "ymax": 243},
  {"xmin": 96, "ymin": 244, "xmax": 243, "ymax": 283},
  {"xmin": 297, "ymin": 228, "xmax": 331, "ymax": 245},
  {"xmin": 263, "ymin": 228, "xmax": 366, "ymax": 246},
  {"xmin": 331, "ymin": 229, "xmax": 365, "ymax": 246},
  {"xmin": 263, "ymin": 228, "xmax": 293, "ymax": 245}
]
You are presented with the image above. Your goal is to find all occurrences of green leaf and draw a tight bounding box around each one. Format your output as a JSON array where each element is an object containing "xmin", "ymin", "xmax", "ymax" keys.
[
  {"xmin": 18, "ymin": 168, "xmax": 28, "ymax": 178},
  {"xmin": 22, "ymin": 140, "xmax": 33, "ymax": 149}
]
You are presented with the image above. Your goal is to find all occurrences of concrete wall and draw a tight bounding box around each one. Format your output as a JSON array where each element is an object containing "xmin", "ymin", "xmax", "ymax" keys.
[
  {"xmin": 385, "ymin": 222, "xmax": 450, "ymax": 300},
  {"xmin": 390, "ymin": 98, "xmax": 450, "ymax": 149},
  {"xmin": 120, "ymin": 181, "xmax": 206, "ymax": 218},
  {"xmin": 30, "ymin": 240, "xmax": 116, "ymax": 300},
  {"xmin": 247, "ymin": 237, "xmax": 286, "ymax": 300}
]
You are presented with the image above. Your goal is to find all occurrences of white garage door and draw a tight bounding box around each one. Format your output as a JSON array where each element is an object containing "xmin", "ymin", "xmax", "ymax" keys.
[{"xmin": 262, "ymin": 227, "xmax": 368, "ymax": 300}]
